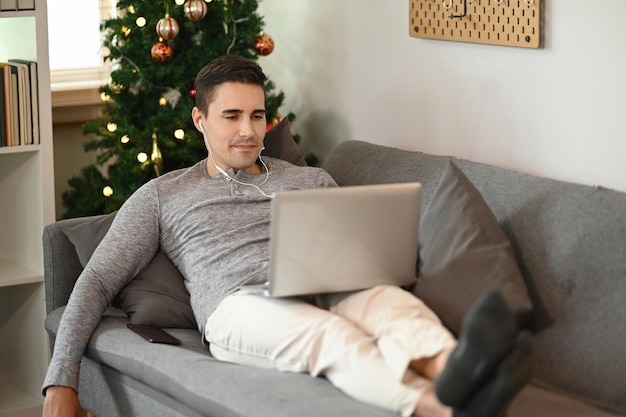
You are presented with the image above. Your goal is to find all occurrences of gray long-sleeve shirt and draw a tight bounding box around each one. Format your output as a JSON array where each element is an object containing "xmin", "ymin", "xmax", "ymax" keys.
[{"xmin": 43, "ymin": 156, "xmax": 337, "ymax": 392}]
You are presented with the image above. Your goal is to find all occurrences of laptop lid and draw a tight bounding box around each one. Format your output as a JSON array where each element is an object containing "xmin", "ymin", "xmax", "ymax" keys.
[{"xmin": 266, "ymin": 182, "xmax": 422, "ymax": 297}]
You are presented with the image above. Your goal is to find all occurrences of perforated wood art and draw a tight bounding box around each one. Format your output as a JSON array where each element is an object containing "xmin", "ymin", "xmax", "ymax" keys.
[{"xmin": 409, "ymin": 0, "xmax": 542, "ymax": 48}]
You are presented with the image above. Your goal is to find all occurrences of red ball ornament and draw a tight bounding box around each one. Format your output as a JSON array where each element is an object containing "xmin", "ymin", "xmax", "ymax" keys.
[
  {"xmin": 266, "ymin": 117, "xmax": 281, "ymax": 131},
  {"xmin": 151, "ymin": 41, "xmax": 173, "ymax": 63},
  {"xmin": 156, "ymin": 15, "xmax": 180, "ymax": 40},
  {"xmin": 255, "ymin": 33, "xmax": 275, "ymax": 56},
  {"xmin": 184, "ymin": 0, "xmax": 208, "ymax": 21}
]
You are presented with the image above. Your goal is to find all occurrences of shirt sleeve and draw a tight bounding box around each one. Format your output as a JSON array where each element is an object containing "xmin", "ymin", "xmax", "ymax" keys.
[
  {"xmin": 42, "ymin": 181, "xmax": 162, "ymax": 394},
  {"xmin": 317, "ymin": 169, "xmax": 339, "ymax": 188}
]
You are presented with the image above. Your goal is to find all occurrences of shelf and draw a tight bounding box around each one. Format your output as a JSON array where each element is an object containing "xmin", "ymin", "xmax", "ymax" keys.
[
  {"xmin": 0, "ymin": 257, "xmax": 41, "ymax": 288},
  {"xmin": 0, "ymin": 9, "xmax": 35, "ymax": 18},
  {"xmin": 0, "ymin": 145, "xmax": 40, "ymax": 155},
  {"xmin": 0, "ymin": 379, "xmax": 42, "ymax": 417}
]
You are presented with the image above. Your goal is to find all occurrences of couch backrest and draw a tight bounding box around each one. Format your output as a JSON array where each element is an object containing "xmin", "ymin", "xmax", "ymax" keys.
[
  {"xmin": 43, "ymin": 216, "xmax": 92, "ymax": 314},
  {"xmin": 323, "ymin": 140, "xmax": 626, "ymax": 414}
]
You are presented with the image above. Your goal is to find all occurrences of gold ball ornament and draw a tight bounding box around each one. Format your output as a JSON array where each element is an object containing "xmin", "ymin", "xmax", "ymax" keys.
[
  {"xmin": 255, "ymin": 33, "xmax": 275, "ymax": 56},
  {"xmin": 266, "ymin": 116, "xmax": 281, "ymax": 131},
  {"xmin": 151, "ymin": 41, "xmax": 174, "ymax": 63},
  {"xmin": 156, "ymin": 15, "xmax": 180, "ymax": 40},
  {"xmin": 184, "ymin": 0, "xmax": 208, "ymax": 21}
]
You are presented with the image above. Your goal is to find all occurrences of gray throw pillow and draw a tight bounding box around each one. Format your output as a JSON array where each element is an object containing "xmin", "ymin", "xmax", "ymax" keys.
[
  {"xmin": 115, "ymin": 252, "xmax": 197, "ymax": 329},
  {"xmin": 63, "ymin": 211, "xmax": 117, "ymax": 266},
  {"xmin": 263, "ymin": 117, "xmax": 307, "ymax": 166},
  {"xmin": 62, "ymin": 212, "xmax": 197, "ymax": 328},
  {"xmin": 414, "ymin": 161, "xmax": 534, "ymax": 336}
]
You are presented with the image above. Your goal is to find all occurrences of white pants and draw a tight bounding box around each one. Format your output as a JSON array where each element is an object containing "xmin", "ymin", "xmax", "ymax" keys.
[{"xmin": 205, "ymin": 285, "xmax": 456, "ymax": 417}]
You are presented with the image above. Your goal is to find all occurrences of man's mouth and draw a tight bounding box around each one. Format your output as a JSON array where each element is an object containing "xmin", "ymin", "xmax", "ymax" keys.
[{"xmin": 232, "ymin": 143, "xmax": 258, "ymax": 152}]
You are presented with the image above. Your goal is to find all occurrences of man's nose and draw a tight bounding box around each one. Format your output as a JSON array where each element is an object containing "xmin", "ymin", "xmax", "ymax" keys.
[{"xmin": 239, "ymin": 119, "xmax": 254, "ymax": 138}]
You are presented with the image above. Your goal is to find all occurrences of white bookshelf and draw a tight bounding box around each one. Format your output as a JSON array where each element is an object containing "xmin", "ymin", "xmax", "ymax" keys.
[{"xmin": 0, "ymin": 3, "xmax": 55, "ymax": 416}]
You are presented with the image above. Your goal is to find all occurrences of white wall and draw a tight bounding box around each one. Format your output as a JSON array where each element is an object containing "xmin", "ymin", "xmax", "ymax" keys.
[{"xmin": 257, "ymin": 1, "xmax": 626, "ymax": 192}]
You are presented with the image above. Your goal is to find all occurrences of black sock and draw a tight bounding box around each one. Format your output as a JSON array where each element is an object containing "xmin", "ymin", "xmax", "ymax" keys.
[
  {"xmin": 453, "ymin": 330, "xmax": 533, "ymax": 417},
  {"xmin": 434, "ymin": 290, "xmax": 517, "ymax": 407}
]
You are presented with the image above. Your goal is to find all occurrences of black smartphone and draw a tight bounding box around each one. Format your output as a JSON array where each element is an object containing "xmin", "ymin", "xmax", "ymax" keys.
[{"xmin": 127, "ymin": 323, "xmax": 181, "ymax": 345}]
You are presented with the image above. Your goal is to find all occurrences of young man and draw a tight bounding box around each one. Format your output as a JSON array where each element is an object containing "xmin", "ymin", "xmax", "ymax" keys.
[{"xmin": 42, "ymin": 55, "xmax": 532, "ymax": 417}]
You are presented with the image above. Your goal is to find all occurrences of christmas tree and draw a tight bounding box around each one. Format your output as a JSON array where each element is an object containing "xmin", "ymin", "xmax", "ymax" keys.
[{"xmin": 62, "ymin": 0, "xmax": 305, "ymax": 218}]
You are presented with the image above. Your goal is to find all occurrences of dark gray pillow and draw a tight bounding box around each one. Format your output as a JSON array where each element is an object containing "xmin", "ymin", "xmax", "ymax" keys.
[
  {"xmin": 263, "ymin": 117, "xmax": 307, "ymax": 166},
  {"xmin": 115, "ymin": 252, "xmax": 197, "ymax": 329},
  {"xmin": 414, "ymin": 161, "xmax": 534, "ymax": 336},
  {"xmin": 62, "ymin": 212, "xmax": 196, "ymax": 329},
  {"xmin": 63, "ymin": 211, "xmax": 117, "ymax": 266}
]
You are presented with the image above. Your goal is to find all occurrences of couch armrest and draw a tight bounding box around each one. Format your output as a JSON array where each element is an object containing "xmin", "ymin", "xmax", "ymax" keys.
[{"xmin": 42, "ymin": 216, "xmax": 101, "ymax": 313}]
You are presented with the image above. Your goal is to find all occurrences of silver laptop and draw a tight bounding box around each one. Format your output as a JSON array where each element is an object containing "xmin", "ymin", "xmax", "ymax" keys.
[{"xmin": 240, "ymin": 182, "xmax": 422, "ymax": 297}]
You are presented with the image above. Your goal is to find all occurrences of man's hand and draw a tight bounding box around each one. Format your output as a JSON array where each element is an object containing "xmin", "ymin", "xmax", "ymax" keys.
[{"xmin": 42, "ymin": 386, "xmax": 85, "ymax": 417}]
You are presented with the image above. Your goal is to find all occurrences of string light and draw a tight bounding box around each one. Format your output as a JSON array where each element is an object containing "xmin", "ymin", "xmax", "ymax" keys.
[
  {"xmin": 137, "ymin": 152, "xmax": 148, "ymax": 163},
  {"xmin": 100, "ymin": 92, "xmax": 110, "ymax": 102},
  {"xmin": 121, "ymin": 134, "xmax": 130, "ymax": 144},
  {"xmin": 136, "ymin": 16, "xmax": 146, "ymax": 27},
  {"xmin": 107, "ymin": 122, "xmax": 118, "ymax": 132},
  {"xmin": 103, "ymin": 186, "xmax": 114, "ymax": 197},
  {"xmin": 174, "ymin": 129, "xmax": 185, "ymax": 140}
]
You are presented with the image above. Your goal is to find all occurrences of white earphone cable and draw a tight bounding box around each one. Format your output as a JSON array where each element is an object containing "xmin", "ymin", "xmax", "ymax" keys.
[{"xmin": 209, "ymin": 149, "xmax": 273, "ymax": 199}]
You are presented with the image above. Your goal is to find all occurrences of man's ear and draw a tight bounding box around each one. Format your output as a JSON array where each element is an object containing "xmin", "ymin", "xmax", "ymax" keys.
[{"xmin": 191, "ymin": 106, "xmax": 204, "ymax": 133}]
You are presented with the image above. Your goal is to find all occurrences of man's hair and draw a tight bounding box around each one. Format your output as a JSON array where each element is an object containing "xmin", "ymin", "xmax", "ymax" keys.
[{"xmin": 194, "ymin": 55, "xmax": 268, "ymax": 113}]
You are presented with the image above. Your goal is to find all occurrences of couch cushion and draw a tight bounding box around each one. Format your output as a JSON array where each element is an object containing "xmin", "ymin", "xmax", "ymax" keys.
[
  {"xmin": 415, "ymin": 161, "xmax": 534, "ymax": 335},
  {"xmin": 509, "ymin": 384, "xmax": 624, "ymax": 417},
  {"xmin": 45, "ymin": 308, "xmax": 404, "ymax": 417},
  {"xmin": 46, "ymin": 307, "xmax": 621, "ymax": 417}
]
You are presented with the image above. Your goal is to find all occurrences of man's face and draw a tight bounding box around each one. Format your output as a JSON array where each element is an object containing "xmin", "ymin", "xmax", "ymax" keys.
[{"xmin": 192, "ymin": 82, "xmax": 267, "ymax": 176}]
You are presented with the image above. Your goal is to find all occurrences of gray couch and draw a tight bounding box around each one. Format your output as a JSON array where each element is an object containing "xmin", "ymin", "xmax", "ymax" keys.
[{"xmin": 44, "ymin": 140, "xmax": 626, "ymax": 417}]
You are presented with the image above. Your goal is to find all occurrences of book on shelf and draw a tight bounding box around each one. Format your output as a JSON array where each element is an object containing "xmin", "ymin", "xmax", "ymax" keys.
[
  {"xmin": 0, "ymin": 62, "xmax": 14, "ymax": 147},
  {"xmin": 0, "ymin": 66, "xmax": 7, "ymax": 147},
  {"xmin": 9, "ymin": 59, "xmax": 38, "ymax": 144},
  {"xmin": 0, "ymin": 0, "xmax": 18, "ymax": 12},
  {"xmin": 17, "ymin": 0, "xmax": 35, "ymax": 10},
  {"xmin": 0, "ymin": 59, "xmax": 39, "ymax": 148},
  {"xmin": 9, "ymin": 64, "xmax": 20, "ymax": 145},
  {"xmin": 9, "ymin": 59, "xmax": 37, "ymax": 145},
  {"xmin": 0, "ymin": 0, "xmax": 33, "ymax": 10}
]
